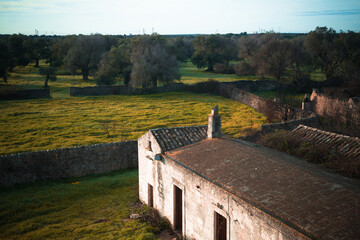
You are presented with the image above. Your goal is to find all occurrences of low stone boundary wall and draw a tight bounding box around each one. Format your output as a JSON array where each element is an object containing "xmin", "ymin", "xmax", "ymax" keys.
[
  {"xmin": 242, "ymin": 116, "xmax": 321, "ymax": 142},
  {"xmin": 222, "ymin": 80, "xmax": 287, "ymax": 92},
  {"xmin": 0, "ymin": 88, "xmax": 51, "ymax": 100},
  {"xmin": 70, "ymin": 83, "xmax": 187, "ymax": 96},
  {"xmin": 310, "ymin": 89, "xmax": 360, "ymax": 127},
  {"xmin": 260, "ymin": 115, "xmax": 320, "ymax": 134},
  {"xmin": 0, "ymin": 141, "xmax": 138, "ymax": 187},
  {"xmin": 218, "ymin": 83, "xmax": 313, "ymax": 121}
]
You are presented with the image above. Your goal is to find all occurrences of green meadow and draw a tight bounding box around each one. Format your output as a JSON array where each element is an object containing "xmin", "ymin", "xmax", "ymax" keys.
[
  {"xmin": 179, "ymin": 60, "xmax": 259, "ymax": 84},
  {"xmin": 0, "ymin": 92, "xmax": 267, "ymax": 155},
  {"xmin": 0, "ymin": 169, "xmax": 163, "ymax": 240}
]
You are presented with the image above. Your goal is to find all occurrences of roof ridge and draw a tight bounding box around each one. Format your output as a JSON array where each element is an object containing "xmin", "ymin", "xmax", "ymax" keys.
[{"xmin": 150, "ymin": 125, "xmax": 207, "ymax": 132}]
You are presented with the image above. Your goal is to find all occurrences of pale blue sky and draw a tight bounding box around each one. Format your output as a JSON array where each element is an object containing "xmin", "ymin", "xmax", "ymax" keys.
[{"xmin": 0, "ymin": 0, "xmax": 359, "ymax": 35}]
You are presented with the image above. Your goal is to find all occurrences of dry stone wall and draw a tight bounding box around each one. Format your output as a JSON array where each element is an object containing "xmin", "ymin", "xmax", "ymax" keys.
[
  {"xmin": 0, "ymin": 141, "xmax": 137, "ymax": 187},
  {"xmin": 310, "ymin": 89, "xmax": 360, "ymax": 127},
  {"xmin": 70, "ymin": 83, "xmax": 187, "ymax": 96},
  {"xmin": 0, "ymin": 88, "xmax": 51, "ymax": 100},
  {"xmin": 218, "ymin": 83, "xmax": 313, "ymax": 121}
]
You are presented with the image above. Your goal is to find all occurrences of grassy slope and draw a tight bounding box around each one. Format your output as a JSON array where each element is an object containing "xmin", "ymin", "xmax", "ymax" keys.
[
  {"xmin": 0, "ymin": 169, "xmax": 160, "ymax": 240},
  {"xmin": 0, "ymin": 92, "xmax": 267, "ymax": 155}
]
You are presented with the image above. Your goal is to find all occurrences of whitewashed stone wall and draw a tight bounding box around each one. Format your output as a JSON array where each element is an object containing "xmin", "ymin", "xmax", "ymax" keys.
[{"xmin": 138, "ymin": 133, "xmax": 309, "ymax": 240}]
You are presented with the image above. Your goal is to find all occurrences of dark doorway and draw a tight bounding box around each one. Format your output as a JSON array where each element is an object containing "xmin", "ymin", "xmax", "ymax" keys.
[
  {"xmin": 148, "ymin": 184, "xmax": 153, "ymax": 207},
  {"xmin": 173, "ymin": 185, "xmax": 183, "ymax": 231},
  {"xmin": 214, "ymin": 212, "xmax": 227, "ymax": 240}
]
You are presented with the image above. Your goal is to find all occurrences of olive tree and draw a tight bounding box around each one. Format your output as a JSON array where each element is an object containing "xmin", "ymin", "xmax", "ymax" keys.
[
  {"xmin": 64, "ymin": 34, "xmax": 107, "ymax": 80},
  {"xmin": 130, "ymin": 34, "xmax": 180, "ymax": 88}
]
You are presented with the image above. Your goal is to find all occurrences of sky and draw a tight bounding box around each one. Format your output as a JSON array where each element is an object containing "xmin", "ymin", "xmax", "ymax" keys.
[{"xmin": 0, "ymin": 0, "xmax": 359, "ymax": 35}]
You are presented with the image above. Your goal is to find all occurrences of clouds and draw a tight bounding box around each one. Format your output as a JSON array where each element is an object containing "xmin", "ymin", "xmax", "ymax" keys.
[
  {"xmin": 298, "ymin": 9, "xmax": 360, "ymax": 16},
  {"xmin": 0, "ymin": 0, "xmax": 359, "ymax": 35}
]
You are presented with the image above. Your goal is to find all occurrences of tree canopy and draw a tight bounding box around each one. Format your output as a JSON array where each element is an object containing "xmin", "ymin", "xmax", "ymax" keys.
[{"xmin": 130, "ymin": 34, "xmax": 180, "ymax": 88}]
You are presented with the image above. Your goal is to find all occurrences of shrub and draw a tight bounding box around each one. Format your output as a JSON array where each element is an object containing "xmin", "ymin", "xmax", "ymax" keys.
[
  {"xmin": 258, "ymin": 130, "xmax": 359, "ymax": 178},
  {"xmin": 213, "ymin": 63, "xmax": 234, "ymax": 74},
  {"xmin": 188, "ymin": 79, "xmax": 220, "ymax": 94},
  {"xmin": 233, "ymin": 62, "xmax": 255, "ymax": 76}
]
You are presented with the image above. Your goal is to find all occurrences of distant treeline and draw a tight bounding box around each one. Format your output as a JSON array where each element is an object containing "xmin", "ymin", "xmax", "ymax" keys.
[{"xmin": 0, "ymin": 27, "xmax": 359, "ymax": 95}]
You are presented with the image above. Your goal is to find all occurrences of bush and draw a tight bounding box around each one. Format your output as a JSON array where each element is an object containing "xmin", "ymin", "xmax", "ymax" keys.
[
  {"xmin": 213, "ymin": 63, "xmax": 234, "ymax": 74},
  {"xmin": 233, "ymin": 62, "xmax": 255, "ymax": 76},
  {"xmin": 258, "ymin": 130, "xmax": 360, "ymax": 178},
  {"xmin": 188, "ymin": 79, "xmax": 220, "ymax": 94}
]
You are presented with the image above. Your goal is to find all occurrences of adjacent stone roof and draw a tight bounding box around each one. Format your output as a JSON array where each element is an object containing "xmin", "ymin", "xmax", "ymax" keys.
[
  {"xmin": 151, "ymin": 125, "xmax": 207, "ymax": 152},
  {"xmin": 290, "ymin": 125, "xmax": 360, "ymax": 160},
  {"xmin": 166, "ymin": 138, "xmax": 360, "ymax": 240}
]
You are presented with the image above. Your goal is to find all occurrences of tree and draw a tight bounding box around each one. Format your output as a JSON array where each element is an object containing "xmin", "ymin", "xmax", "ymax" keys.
[
  {"xmin": 168, "ymin": 36, "xmax": 194, "ymax": 62},
  {"xmin": 130, "ymin": 34, "xmax": 180, "ymax": 88},
  {"xmin": 253, "ymin": 37, "xmax": 295, "ymax": 83},
  {"xmin": 304, "ymin": 27, "xmax": 336, "ymax": 78},
  {"xmin": 95, "ymin": 39, "xmax": 132, "ymax": 86},
  {"xmin": 7, "ymin": 34, "xmax": 31, "ymax": 69},
  {"xmin": 0, "ymin": 41, "xmax": 12, "ymax": 83},
  {"xmin": 39, "ymin": 67, "xmax": 57, "ymax": 88},
  {"xmin": 191, "ymin": 34, "xmax": 237, "ymax": 71},
  {"xmin": 50, "ymin": 35, "xmax": 77, "ymax": 67},
  {"xmin": 27, "ymin": 38, "xmax": 51, "ymax": 67},
  {"xmin": 64, "ymin": 34, "xmax": 107, "ymax": 80},
  {"xmin": 326, "ymin": 31, "xmax": 360, "ymax": 89}
]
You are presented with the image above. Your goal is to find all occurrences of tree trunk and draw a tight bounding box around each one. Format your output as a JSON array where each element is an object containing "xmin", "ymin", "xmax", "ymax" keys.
[
  {"xmin": 152, "ymin": 78, "xmax": 157, "ymax": 87},
  {"xmin": 44, "ymin": 75, "xmax": 49, "ymax": 88},
  {"xmin": 35, "ymin": 59, "xmax": 40, "ymax": 68},
  {"xmin": 82, "ymin": 68, "xmax": 89, "ymax": 80},
  {"xmin": 2, "ymin": 74, "xmax": 7, "ymax": 83}
]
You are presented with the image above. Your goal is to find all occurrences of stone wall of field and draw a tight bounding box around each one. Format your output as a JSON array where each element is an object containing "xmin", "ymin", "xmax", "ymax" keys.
[
  {"xmin": 0, "ymin": 141, "xmax": 138, "ymax": 187},
  {"xmin": 223, "ymin": 80, "xmax": 287, "ymax": 92},
  {"xmin": 70, "ymin": 83, "xmax": 187, "ymax": 96},
  {"xmin": 0, "ymin": 88, "xmax": 51, "ymax": 100},
  {"xmin": 310, "ymin": 89, "xmax": 360, "ymax": 127},
  {"xmin": 218, "ymin": 83, "xmax": 314, "ymax": 121}
]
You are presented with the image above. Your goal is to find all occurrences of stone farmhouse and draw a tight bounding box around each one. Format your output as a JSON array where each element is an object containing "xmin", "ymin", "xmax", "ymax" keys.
[{"xmin": 138, "ymin": 106, "xmax": 360, "ymax": 240}]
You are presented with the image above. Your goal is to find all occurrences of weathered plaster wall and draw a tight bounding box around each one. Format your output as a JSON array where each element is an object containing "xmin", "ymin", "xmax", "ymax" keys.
[
  {"xmin": 310, "ymin": 89, "xmax": 360, "ymax": 127},
  {"xmin": 138, "ymin": 134, "xmax": 309, "ymax": 240},
  {"xmin": 0, "ymin": 141, "xmax": 137, "ymax": 187}
]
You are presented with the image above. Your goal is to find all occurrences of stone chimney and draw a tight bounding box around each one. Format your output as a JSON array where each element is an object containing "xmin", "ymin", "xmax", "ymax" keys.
[
  {"xmin": 302, "ymin": 94, "xmax": 312, "ymax": 111},
  {"xmin": 207, "ymin": 105, "xmax": 222, "ymax": 139}
]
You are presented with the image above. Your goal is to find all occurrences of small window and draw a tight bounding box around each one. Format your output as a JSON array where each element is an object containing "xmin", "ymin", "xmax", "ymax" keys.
[
  {"xmin": 147, "ymin": 140, "xmax": 152, "ymax": 151},
  {"xmin": 148, "ymin": 184, "xmax": 153, "ymax": 207},
  {"xmin": 214, "ymin": 211, "xmax": 227, "ymax": 240}
]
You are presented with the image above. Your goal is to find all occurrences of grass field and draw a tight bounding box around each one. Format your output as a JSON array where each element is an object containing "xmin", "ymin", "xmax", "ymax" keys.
[
  {"xmin": 0, "ymin": 169, "xmax": 163, "ymax": 240},
  {"xmin": 179, "ymin": 60, "xmax": 259, "ymax": 84},
  {"xmin": 0, "ymin": 92, "xmax": 267, "ymax": 155}
]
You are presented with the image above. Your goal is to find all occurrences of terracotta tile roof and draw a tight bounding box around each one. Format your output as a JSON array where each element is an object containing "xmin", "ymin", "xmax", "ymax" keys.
[
  {"xmin": 166, "ymin": 138, "xmax": 360, "ymax": 240},
  {"xmin": 290, "ymin": 125, "xmax": 360, "ymax": 160},
  {"xmin": 151, "ymin": 125, "xmax": 207, "ymax": 152}
]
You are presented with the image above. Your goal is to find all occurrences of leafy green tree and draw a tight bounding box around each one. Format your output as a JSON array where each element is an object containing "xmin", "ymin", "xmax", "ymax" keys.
[
  {"xmin": 95, "ymin": 39, "xmax": 132, "ymax": 86},
  {"xmin": 304, "ymin": 27, "xmax": 336, "ymax": 77},
  {"xmin": 168, "ymin": 36, "xmax": 194, "ymax": 62},
  {"xmin": 7, "ymin": 34, "xmax": 31, "ymax": 69},
  {"xmin": 50, "ymin": 35, "xmax": 77, "ymax": 67},
  {"xmin": 39, "ymin": 67, "xmax": 57, "ymax": 88},
  {"xmin": 253, "ymin": 37, "xmax": 296, "ymax": 82},
  {"xmin": 130, "ymin": 34, "xmax": 180, "ymax": 88},
  {"xmin": 64, "ymin": 34, "xmax": 107, "ymax": 80},
  {"xmin": 27, "ymin": 38, "xmax": 51, "ymax": 67},
  {"xmin": 191, "ymin": 34, "xmax": 237, "ymax": 71},
  {"xmin": 0, "ymin": 41, "xmax": 12, "ymax": 83}
]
